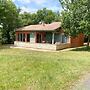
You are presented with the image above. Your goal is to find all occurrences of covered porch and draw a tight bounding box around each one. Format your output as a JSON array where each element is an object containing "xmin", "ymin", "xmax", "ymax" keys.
[
  {"xmin": 15, "ymin": 31, "xmax": 69, "ymax": 44},
  {"xmin": 15, "ymin": 31, "xmax": 70, "ymax": 50}
]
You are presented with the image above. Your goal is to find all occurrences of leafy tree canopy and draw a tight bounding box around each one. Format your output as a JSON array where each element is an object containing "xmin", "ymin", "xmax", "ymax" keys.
[
  {"xmin": 0, "ymin": 1, "xmax": 61, "ymax": 44},
  {"xmin": 19, "ymin": 8, "xmax": 61, "ymax": 26},
  {"xmin": 0, "ymin": 0, "xmax": 20, "ymax": 44},
  {"xmin": 59, "ymin": 0, "xmax": 90, "ymax": 46}
]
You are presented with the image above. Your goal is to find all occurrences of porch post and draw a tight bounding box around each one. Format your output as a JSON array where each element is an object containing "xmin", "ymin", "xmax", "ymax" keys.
[
  {"xmin": 19, "ymin": 33, "xmax": 21, "ymax": 41},
  {"xmin": 61, "ymin": 34, "xmax": 63, "ymax": 43},
  {"xmin": 52, "ymin": 32, "xmax": 55, "ymax": 44},
  {"xmin": 67, "ymin": 36, "xmax": 71, "ymax": 43},
  {"xmin": 35, "ymin": 32, "xmax": 37, "ymax": 43},
  {"xmin": 16, "ymin": 33, "xmax": 18, "ymax": 41},
  {"xmin": 25, "ymin": 33, "xmax": 27, "ymax": 42}
]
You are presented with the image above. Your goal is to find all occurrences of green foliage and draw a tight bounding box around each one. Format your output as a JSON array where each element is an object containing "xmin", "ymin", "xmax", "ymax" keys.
[
  {"xmin": 37, "ymin": 8, "xmax": 56, "ymax": 24},
  {"xmin": 0, "ymin": 0, "xmax": 20, "ymax": 44},
  {"xmin": 0, "ymin": 1, "xmax": 60, "ymax": 44},
  {"xmin": 59, "ymin": 0, "xmax": 90, "ymax": 46},
  {"xmin": 60, "ymin": 0, "xmax": 82, "ymax": 36},
  {"xmin": 19, "ymin": 8, "xmax": 61, "ymax": 26},
  {"xmin": 19, "ymin": 12, "xmax": 32, "ymax": 26}
]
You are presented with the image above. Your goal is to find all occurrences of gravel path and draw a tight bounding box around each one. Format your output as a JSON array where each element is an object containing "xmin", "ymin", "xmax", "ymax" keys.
[{"xmin": 72, "ymin": 74, "xmax": 90, "ymax": 90}]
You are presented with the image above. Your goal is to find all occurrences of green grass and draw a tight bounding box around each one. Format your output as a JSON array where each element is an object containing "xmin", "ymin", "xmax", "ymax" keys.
[{"xmin": 0, "ymin": 46, "xmax": 90, "ymax": 90}]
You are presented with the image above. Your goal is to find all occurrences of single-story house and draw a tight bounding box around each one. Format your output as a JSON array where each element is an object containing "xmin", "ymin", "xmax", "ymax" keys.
[{"xmin": 14, "ymin": 22, "xmax": 84, "ymax": 50}]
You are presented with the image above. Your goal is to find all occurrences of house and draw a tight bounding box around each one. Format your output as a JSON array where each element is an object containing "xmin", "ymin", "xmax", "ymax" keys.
[{"xmin": 14, "ymin": 22, "xmax": 84, "ymax": 50}]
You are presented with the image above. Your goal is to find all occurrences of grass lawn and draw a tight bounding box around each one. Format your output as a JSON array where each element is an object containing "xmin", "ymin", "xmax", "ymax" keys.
[{"xmin": 0, "ymin": 46, "xmax": 90, "ymax": 90}]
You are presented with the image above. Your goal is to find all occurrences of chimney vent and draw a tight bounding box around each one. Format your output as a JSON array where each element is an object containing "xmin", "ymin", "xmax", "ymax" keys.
[{"xmin": 39, "ymin": 21, "xmax": 45, "ymax": 26}]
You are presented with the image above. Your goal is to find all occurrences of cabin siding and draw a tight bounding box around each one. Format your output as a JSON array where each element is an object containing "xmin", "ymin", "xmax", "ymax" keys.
[{"xmin": 71, "ymin": 33, "xmax": 84, "ymax": 47}]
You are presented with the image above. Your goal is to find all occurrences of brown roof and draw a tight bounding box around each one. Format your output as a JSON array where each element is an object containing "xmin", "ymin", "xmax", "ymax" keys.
[{"xmin": 16, "ymin": 22, "xmax": 61, "ymax": 32}]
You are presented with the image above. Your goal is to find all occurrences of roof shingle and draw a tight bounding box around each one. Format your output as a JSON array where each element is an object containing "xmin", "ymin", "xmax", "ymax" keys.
[{"xmin": 16, "ymin": 22, "xmax": 61, "ymax": 31}]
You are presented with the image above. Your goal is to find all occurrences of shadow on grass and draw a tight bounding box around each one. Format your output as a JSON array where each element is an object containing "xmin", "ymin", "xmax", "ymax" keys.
[
  {"xmin": 71, "ymin": 46, "xmax": 90, "ymax": 52},
  {"xmin": 0, "ymin": 44, "xmax": 12, "ymax": 50}
]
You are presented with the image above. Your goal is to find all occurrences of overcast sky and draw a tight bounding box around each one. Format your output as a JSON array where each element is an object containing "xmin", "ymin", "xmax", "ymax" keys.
[{"xmin": 12, "ymin": 0, "xmax": 63, "ymax": 13}]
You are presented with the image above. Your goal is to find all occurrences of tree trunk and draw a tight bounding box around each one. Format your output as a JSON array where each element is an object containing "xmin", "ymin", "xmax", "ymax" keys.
[{"xmin": 87, "ymin": 35, "xmax": 90, "ymax": 48}]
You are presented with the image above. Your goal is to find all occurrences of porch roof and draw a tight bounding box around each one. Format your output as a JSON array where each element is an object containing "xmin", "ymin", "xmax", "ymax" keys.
[{"xmin": 16, "ymin": 22, "xmax": 61, "ymax": 32}]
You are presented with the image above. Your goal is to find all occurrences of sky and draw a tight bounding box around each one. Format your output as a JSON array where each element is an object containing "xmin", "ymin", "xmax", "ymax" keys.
[{"xmin": 12, "ymin": 0, "xmax": 63, "ymax": 13}]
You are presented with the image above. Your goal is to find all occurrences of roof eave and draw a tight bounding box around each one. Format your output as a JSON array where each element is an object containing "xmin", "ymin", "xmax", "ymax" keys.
[{"xmin": 16, "ymin": 29, "xmax": 56, "ymax": 32}]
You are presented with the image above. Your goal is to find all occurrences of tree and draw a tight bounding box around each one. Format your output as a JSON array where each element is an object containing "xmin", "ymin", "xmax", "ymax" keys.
[
  {"xmin": 20, "ymin": 12, "xmax": 32, "ymax": 26},
  {"xmin": 54, "ymin": 11, "xmax": 61, "ymax": 22},
  {"xmin": 59, "ymin": 0, "xmax": 90, "ymax": 47},
  {"xmin": 0, "ymin": 0, "xmax": 20, "ymax": 44},
  {"xmin": 31, "ymin": 13, "xmax": 38, "ymax": 24},
  {"xmin": 19, "ymin": 8, "xmax": 60, "ymax": 26},
  {"xmin": 37, "ymin": 8, "xmax": 56, "ymax": 24},
  {"xmin": 79, "ymin": 0, "xmax": 90, "ymax": 47},
  {"xmin": 44, "ymin": 9, "xmax": 56, "ymax": 23}
]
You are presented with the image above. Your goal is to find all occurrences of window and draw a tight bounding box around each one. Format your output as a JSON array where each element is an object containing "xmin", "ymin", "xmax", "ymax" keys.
[
  {"xmin": 27, "ymin": 34, "xmax": 30, "ymax": 42},
  {"xmin": 23, "ymin": 33, "xmax": 25, "ymax": 42}
]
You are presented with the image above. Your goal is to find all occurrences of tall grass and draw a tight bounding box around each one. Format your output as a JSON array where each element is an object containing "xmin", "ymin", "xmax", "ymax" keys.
[{"xmin": 0, "ymin": 47, "xmax": 90, "ymax": 90}]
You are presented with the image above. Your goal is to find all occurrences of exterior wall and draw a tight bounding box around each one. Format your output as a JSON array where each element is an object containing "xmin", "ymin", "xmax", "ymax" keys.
[
  {"xmin": 14, "ymin": 41, "xmax": 70, "ymax": 50},
  {"xmin": 70, "ymin": 33, "xmax": 84, "ymax": 47}
]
